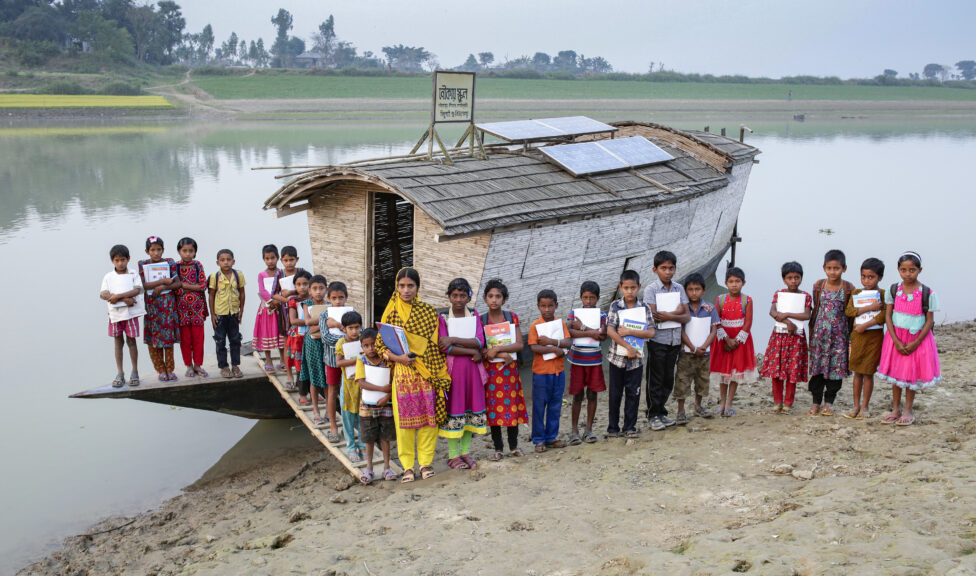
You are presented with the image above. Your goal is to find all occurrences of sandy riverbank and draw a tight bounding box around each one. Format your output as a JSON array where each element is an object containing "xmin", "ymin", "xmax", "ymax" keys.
[{"xmin": 21, "ymin": 321, "xmax": 976, "ymax": 575}]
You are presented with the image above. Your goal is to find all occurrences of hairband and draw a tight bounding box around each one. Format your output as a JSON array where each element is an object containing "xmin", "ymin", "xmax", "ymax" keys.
[
  {"xmin": 149, "ymin": 236, "xmax": 159, "ymax": 243},
  {"xmin": 900, "ymin": 250, "xmax": 921, "ymax": 264}
]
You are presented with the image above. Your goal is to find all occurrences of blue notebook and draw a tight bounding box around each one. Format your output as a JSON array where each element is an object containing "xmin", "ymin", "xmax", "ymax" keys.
[{"xmin": 376, "ymin": 322, "xmax": 411, "ymax": 356}]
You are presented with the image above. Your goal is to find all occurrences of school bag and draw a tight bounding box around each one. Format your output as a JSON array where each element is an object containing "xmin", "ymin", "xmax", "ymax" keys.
[
  {"xmin": 889, "ymin": 283, "xmax": 932, "ymax": 315},
  {"xmin": 811, "ymin": 279, "xmax": 855, "ymax": 332},
  {"xmin": 717, "ymin": 293, "xmax": 750, "ymax": 315},
  {"xmin": 208, "ymin": 269, "xmax": 242, "ymax": 306},
  {"xmin": 275, "ymin": 267, "xmax": 306, "ymax": 334}
]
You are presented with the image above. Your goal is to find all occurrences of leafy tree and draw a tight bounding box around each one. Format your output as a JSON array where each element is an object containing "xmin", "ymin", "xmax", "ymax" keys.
[
  {"xmin": 6, "ymin": 4, "xmax": 66, "ymax": 43},
  {"xmin": 252, "ymin": 38, "xmax": 269, "ymax": 67},
  {"xmin": 883, "ymin": 68, "xmax": 897, "ymax": 77},
  {"xmin": 100, "ymin": 0, "xmax": 134, "ymax": 25},
  {"xmin": 531, "ymin": 52, "xmax": 550, "ymax": 70},
  {"xmin": 381, "ymin": 44, "xmax": 433, "ymax": 71},
  {"xmin": 73, "ymin": 10, "xmax": 133, "ymax": 61},
  {"xmin": 125, "ymin": 4, "xmax": 157, "ymax": 62},
  {"xmin": 311, "ymin": 15, "xmax": 335, "ymax": 59},
  {"xmin": 922, "ymin": 63, "xmax": 945, "ymax": 80},
  {"xmin": 956, "ymin": 60, "xmax": 976, "ymax": 81},
  {"xmin": 153, "ymin": 1, "xmax": 184, "ymax": 64},
  {"xmin": 582, "ymin": 55, "xmax": 612, "ymax": 74},
  {"xmin": 238, "ymin": 37, "xmax": 248, "ymax": 64},
  {"xmin": 221, "ymin": 31, "xmax": 238, "ymax": 62},
  {"xmin": 459, "ymin": 53, "xmax": 478, "ymax": 71},
  {"xmin": 553, "ymin": 50, "xmax": 578, "ymax": 72},
  {"xmin": 270, "ymin": 8, "xmax": 292, "ymax": 67},
  {"xmin": 197, "ymin": 23, "xmax": 213, "ymax": 62},
  {"xmin": 477, "ymin": 51, "xmax": 493, "ymax": 70}
]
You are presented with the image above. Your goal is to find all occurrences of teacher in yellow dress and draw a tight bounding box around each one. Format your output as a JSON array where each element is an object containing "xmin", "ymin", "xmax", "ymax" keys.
[{"xmin": 377, "ymin": 267, "xmax": 451, "ymax": 483}]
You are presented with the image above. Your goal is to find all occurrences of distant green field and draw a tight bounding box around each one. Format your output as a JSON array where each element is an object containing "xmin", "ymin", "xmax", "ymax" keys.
[{"xmin": 190, "ymin": 74, "xmax": 976, "ymax": 101}]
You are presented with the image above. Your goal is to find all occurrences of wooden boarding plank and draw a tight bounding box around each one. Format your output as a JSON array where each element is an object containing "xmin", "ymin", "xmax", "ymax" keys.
[{"xmin": 251, "ymin": 352, "xmax": 401, "ymax": 477}]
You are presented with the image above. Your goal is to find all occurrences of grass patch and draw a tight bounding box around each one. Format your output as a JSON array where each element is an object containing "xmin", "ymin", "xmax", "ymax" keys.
[
  {"xmin": 0, "ymin": 94, "xmax": 170, "ymax": 108},
  {"xmin": 190, "ymin": 74, "xmax": 976, "ymax": 102}
]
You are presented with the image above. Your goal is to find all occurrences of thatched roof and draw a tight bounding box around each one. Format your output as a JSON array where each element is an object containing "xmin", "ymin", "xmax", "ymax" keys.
[{"xmin": 264, "ymin": 121, "xmax": 760, "ymax": 240}]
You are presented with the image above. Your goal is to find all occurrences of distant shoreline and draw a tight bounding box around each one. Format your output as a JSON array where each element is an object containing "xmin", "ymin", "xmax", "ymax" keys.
[{"xmin": 4, "ymin": 96, "xmax": 976, "ymax": 122}]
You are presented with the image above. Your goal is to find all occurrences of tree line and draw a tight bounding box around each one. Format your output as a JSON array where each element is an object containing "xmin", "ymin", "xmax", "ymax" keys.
[{"xmin": 1, "ymin": 2, "xmax": 974, "ymax": 88}]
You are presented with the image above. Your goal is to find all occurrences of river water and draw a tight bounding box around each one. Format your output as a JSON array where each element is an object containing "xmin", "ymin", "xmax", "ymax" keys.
[{"xmin": 1, "ymin": 115, "xmax": 974, "ymax": 573}]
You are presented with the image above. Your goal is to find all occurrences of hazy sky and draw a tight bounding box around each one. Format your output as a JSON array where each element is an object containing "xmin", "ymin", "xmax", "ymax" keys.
[{"xmin": 182, "ymin": 0, "xmax": 974, "ymax": 77}]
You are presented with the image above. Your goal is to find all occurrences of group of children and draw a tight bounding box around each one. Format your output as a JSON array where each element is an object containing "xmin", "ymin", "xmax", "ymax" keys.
[{"xmin": 102, "ymin": 240, "xmax": 942, "ymax": 484}]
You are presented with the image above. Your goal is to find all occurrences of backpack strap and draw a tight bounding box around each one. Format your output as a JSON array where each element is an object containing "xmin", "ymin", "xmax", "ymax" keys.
[
  {"xmin": 921, "ymin": 284, "xmax": 931, "ymax": 315},
  {"xmin": 503, "ymin": 309, "xmax": 514, "ymax": 325}
]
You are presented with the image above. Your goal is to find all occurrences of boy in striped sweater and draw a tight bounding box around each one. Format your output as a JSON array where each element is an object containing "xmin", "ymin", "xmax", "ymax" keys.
[{"xmin": 566, "ymin": 281, "xmax": 608, "ymax": 445}]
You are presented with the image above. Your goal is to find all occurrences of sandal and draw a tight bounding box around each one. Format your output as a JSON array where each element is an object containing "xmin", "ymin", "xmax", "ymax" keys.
[
  {"xmin": 185, "ymin": 367, "xmax": 197, "ymax": 378},
  {"xmin": 313, "ymin": 416, "xmax": 325, "ymax": 426},
  {"xmin": 383, "ymin": 468, "xmax": 397, "ymax": 481},
  {"xmin": 723, "ymin": 409, "xmax": 735, "ymax": 417},
  {"xmin": 510, "ymin": 448, "xmax": 525, "ymax": 457},
  {"xmin": 194, "ymin": 366, "xmax": 209, "ymax": 378},
  {"xmin": 568, "ymin": 433, "xmax": 582, "ymax": 446},
  {"xmin": 167, "ymin": 372, "xmax": 179, "ymax": 382},
  {"xmin": 856, "ymin": 411, "xmax": 869, "ymax": 420},
  {"xmin": 220, "ymin": 367, "xmax": 232, "ymax": 379},
  {"xmin": 326, "ymin": 431, "xmax": 342, "ymax": 443},
  {"xmin": 158, "ymin": 373, "xmax": 169, "ymax": 382},
  {"xmin": 895, "ymin": 415, "xmax": 915, "ymax": 426},
  {"xmin": 842, "ymin": 409, "xmax": 859, "ymax": 420},
  {"xmin": 128, "ymin": 373, "xmax": 140, "ymax": 387},
  {"xmin": 606, "ymin": 431, "xmax": 619, "ymax": 439},
  {"xmin": 460, "ymin": 455, "xmax": 477, "ymax": 469},
  {"xmin": 264, "ymin": 363, "xmax": 275, "ymax": 373},
  {"xmin": 782, "ymin": 405, "xmax": 793, "ymax": 415},
  {"xmin": 881, "ymin": 412, "xmax": 901, "ymax": 424},
  {"xmin": 231, "ymin": 366, "xmax": 243, "ymax": 378},
  {"xmin": 489, "ymin": 450, "xmax": 504, "ymax": 461},
  {"xmin": 111, "ymin": 374, "xmax": 125, "ymax": 388},
  {"xmin": 625, "ymin": 430, "xmax": 640, "ymax": 439},
  {"xmin": 821, "ymin": 405, "xmax": 834, "ymax": 417},
  {"xmin": 276, "ymin": 363, "xmax": 286, "ymax": 371},
  {"xmin": 447, "ymin": 457, "xmax": 469, "ymax": 470},
  {"xmin": 420, "ymin": 466, "xmax": 435, "ymax": 480},
  {"xmin": 401, "ymin": 469, "xmax": 416, "ymax": 483},
  {"xmin": 299, "ymin": 395, "xmax": 310, "ymax": 405},
  {"xmin": 359, "ymin": 468, "xmax": 374, "ymax": 485},
  {"xmin": 583, "ymin": 431, "xmax": 598, "ymax": 443},
  {"xmin": 695, "ymin": 405, "xmax": 714, "ymax": 419},
  {"xmin": 284, "ymin": 381, "xmax": 297, "ymax": 392},
  {"xmin": 348, "ymin": 450, "xmax": 363, "ymax": 463},
  {"xmin": 534, "ymin": 443, "xmax": 547, "ymax": 453},
  {"xmin": 808, "ymin": 405, "xmax": 821, "ymax": 416}
]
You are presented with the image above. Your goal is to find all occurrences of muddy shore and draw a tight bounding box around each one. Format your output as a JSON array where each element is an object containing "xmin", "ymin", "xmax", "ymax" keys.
[{"xmin": 19, "ymin": 321, "xmax": 976, "ymax": 575}]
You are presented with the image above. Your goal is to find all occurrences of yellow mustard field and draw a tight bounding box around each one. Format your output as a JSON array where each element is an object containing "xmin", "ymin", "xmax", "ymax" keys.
[{"xmin": 0, "ymin": 94, "xmax": 171, "ymax": 108}]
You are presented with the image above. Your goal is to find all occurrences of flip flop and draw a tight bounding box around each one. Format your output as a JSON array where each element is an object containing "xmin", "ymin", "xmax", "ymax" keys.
[
  {"xmin": 821, "ymin": 406, "xmax": 834, "ymax": 416},
  {"xmin": 359, "ymin": 468, "xmax": 374, "ymax": 485},
  {"xmin": 313, "ymin": 416, "xmax": 326, "ymax": 426},
  {"xmin": 264, "ymin": 363, "xmax": 275, "ymax": 373},
  {"xmin": 895, "ymin": 415, "xmax": 915, "ymax": 426},
  {"xmin": 808, "ymin": 406, "xmax": 821, "ymax": 416},
  {"xmin": 276, "ymin": 363, "xmax": 287, "ymax": 371},
  {"xmin": 447, "ymin": 457, "xmax": 469, "ymax": 470},
  {"xmin": 881, "ymin": 413, "xmax": 901, "ymax": 424},
  {"xmin": 856, "ymin": 411, "xmax": 869, "ymax": 420},
  {"xmin": 348, "ymin": 450, "xmax": 363, "ymax": 463},
  {"xmin": 194, "ymin": 366, "xmax": 209, "ymax": 378},
  {"xmin": 489, "ymin": 450, "xmax": 503, "ymax": 461},
  {"xmin": 459, "ymin": 455, "xmax": 477, "ymax": 469},
  {"xmin": 111, "ymin": 374, "xmax": 125, "ymax": 388},
  {"xmin": 284, "ymin": 381, "xmax": 297, "ymax": 391},
  {"xmin": 510, "ymin": 448, "xmax": 525, "ymax": 457},
  {"xmin": 326, "ymin": 431, "xmax": 342, "ymax": 443},
  {"xmin": 583, "ymin": 431, "xmax": 598, "ymax": 443},
  {"xmin": 842, "ymin": 410, "xmax": 859, "ymax": 419},
  {"xmin": 383, "ymin": 468, "xmax": 397, "ymax": 481},
  {"xmin": 568, "ymin": 433, "xmax": 582, "ymax": 446},
  {"xmin": 128, "ymin": 373, "xmax": 140, "ymax": 387}
]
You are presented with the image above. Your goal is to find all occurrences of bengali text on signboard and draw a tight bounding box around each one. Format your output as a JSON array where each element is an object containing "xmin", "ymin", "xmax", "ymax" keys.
[{"xmin": 433, "ymin": 71, "xmax": 475, "ymax": 123}]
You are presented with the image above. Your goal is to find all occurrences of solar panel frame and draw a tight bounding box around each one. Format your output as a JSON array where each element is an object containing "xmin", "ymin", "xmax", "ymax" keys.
[
  {"xmin": 475, "ymin": 115, "xmax": 616, "ymax": 143},
  {"xmin": 538, "ymin": 136, "xmax": 674, "ymax": 177}
]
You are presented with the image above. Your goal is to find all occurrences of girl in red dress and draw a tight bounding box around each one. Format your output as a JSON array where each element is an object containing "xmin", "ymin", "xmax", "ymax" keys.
[
  {"xmin": 760, "ymin": 261, "xmax": 811, "ymax": 415},
  {"xmin": 481, "ymin": 279, "xmax": 528, "ymax": 460},
  {"xmin": 710, "ymin": 267, "xmax": 758, "ymax": 417},
  {"xmin": 176, "ymin": 237, "xmax": 209, "ymax": 377}
]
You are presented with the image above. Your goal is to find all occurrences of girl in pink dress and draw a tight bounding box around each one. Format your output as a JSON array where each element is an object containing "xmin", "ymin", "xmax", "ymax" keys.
[
  {"xmin": 437, "ymin": 278, "xmax": 488, "ymax": 470},
  {"xmin": 877, "ymin": 252, "xmax": 940, "ymax": 426},
  {"xmin": 254, "ymin": 244, "xmax": 286, "ymax": 372},
  {"xmin": 710, "ymin": 267, "xmax": 757, "ymax": 417}
]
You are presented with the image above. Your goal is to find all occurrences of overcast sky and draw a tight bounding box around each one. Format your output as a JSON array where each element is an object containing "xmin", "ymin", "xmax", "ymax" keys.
[{"xmin": 181, "ymin": 0, "xmax": 974, "ymax": 77}]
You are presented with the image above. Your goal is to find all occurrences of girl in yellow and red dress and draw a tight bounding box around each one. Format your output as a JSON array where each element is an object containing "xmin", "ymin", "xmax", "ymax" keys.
[
  {"xmin": 710, "ymin": 267, "xmax": 757, "ymax": 417},
  {"xmin": 138, "ymin": 235, "xmax": 181, "ymax": 382},
  {"xmin": 176, "ymin": 237, "xmax": 209, "ymax": 378}
]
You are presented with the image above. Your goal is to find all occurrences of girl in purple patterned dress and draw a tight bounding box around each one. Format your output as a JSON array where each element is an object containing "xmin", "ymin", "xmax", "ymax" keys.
[{"xmin": 807, "ymin": 250, "xmax": 854, "ymax": 416}]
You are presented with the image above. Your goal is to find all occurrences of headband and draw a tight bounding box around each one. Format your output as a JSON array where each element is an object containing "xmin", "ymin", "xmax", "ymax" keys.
[{"xmin": 900, "ymin": 250, "xmax": 921, "ymax": 264}]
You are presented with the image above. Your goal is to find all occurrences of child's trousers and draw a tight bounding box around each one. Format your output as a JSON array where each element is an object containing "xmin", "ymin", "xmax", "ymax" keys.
[
  {"xmin": 531, "ymin": 372, "xmax": 565, "ymax": 444},
  {"xmin": 608, "ymin": 364, "xmax": 642, "ymax": 434},
  {"xmin": 771, "ymin": 378, "xmax": 797, "ymax": 406},
  {"xmin": 179, "ymin": 324, "xmax": 205, "ymax": 367},
  {"xmin": 645, "ymin": 341, "xmax": 680, "ymax": 418},
  {"xmin": 213, "ymin": 315, "xmax": 242, "ymax": 368},
  {"xmin": 148, "ymin": 345, "xmax": 175, "ymax": 374},
  {"xmin": 341, "ymin": 409, "xmax": 365, "ymax": 452},
  {"xmin": 808, "ymin": 374, "xmax": 842, "ymax": 404},
  {"xmin": 490, "ymin": 425, "xmax": 519, "ymax": 451}
]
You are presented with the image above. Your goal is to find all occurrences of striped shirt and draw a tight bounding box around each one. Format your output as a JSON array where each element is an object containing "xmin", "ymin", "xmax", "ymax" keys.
[{"xmin": 566, "ymin": 308, "xmax": 607, "ymax": 366}]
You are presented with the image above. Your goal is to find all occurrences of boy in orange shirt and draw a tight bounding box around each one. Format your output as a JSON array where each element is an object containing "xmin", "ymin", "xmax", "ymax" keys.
[{"xmin": 528, "ymin": 289, "xmax": 571, "ymax": 452}]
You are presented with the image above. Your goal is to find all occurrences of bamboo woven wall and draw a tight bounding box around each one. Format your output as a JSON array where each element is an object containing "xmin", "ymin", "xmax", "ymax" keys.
[
  {"xmin": 307, "ymin": 183, "xmax": 368, "ymax": 314},
  {"xmin": 413, "ymin": 206, "xmax": 492, "ymax": 310}
]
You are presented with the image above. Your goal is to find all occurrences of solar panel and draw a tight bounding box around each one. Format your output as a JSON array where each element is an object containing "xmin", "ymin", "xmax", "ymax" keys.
[
  {"xmin": 476, "ymin": 116, "xmax": 616, "ymax": 142},
  {"xmin": 600, "ymin": 136, "xmax": 674, "ymax": 167},
  {"xmin": 539, "ymin": 136, "xmax": 673, "ymax": 176},
  {"xmin": 539, "ymin": 142, "xmax": 627, "ymax": 176}
]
